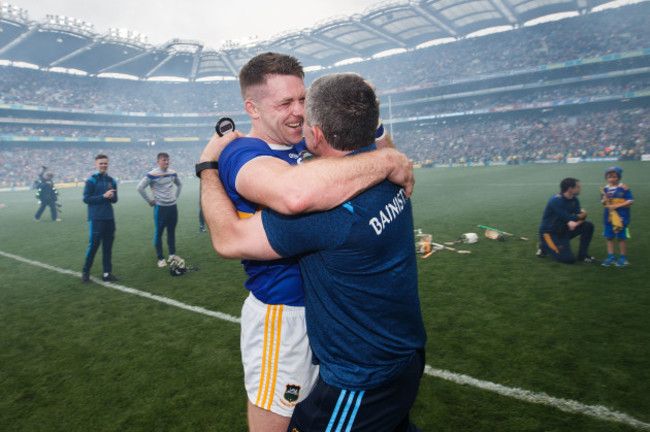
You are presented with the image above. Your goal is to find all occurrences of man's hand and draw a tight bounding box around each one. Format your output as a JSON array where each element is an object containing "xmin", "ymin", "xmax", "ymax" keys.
[
  {"xmin": 383, "ymin": 148, "xmax": 414, "ymax": 197},
  {"xmin": 149, "ymin": 200, "xmax": 155, "ymax": 207},
  {"xmin": 199, "ymin": 130, "xmax": 245, "ymax": 163},
  {"xmin": 104, "ymin": 189, "xmax": 116, "ymax": 199}
]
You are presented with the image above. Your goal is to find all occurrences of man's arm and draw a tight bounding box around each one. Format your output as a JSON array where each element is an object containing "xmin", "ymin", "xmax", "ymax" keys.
[
  {"xmin": 175, "ymin": 175, "xmax": 182, "ymax": 199},
  {"xmin": 111, "ymin": 182, "xmax": 118, "ymax": 204},
  {"xmin": 200, "ymin": 169, "xmax": 280, "ymax": 261},
  {"xmin": 136, "ymin": 176, "xmax": 153, "ymax": 205},
  {"xmin": 198, "ymin": 130, "xmax": 279, "ymax": 260},
  {"xmin": 83, "ymin": 179, "xmax": 102, "ymax": 205},
  {"xmin": 200, "ymin": 133, "xmax": 413, "ymax": 215}
]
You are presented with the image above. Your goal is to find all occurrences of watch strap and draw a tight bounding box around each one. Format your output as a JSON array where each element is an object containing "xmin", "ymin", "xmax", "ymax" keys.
[{"xmin": 195, "ymin": 161, "xmax": 219, "ymax": 178}]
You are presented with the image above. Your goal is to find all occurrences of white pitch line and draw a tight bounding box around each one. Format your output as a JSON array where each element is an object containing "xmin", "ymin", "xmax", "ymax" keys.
[
  {"xmin": 0, "ymin": 250, "xmax": 240, "ymax": 324},
  {"xmin": 2, "ymin": 250, "xmax": 648, "ymax": 430},
  {"xmin": 425, "ymin": 366, "xmax": 650, "ymax": 430}
]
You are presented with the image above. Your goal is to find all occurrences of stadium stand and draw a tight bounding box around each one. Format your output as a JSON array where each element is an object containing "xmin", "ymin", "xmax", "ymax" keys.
[{"xmin": 0, "ymin": 1, "xmax": 648, "ymax": 187}]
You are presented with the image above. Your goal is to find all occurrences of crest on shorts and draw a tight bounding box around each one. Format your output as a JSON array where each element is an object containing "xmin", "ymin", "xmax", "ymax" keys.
[{"xmin": 284, "ymin": 384, "xmax": 301, "ymax": 403}]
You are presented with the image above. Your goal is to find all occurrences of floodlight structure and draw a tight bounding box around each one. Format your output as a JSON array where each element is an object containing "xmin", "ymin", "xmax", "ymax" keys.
[{"xmin": 44, "ymin": 14, "xmax": 94, "ymax": 35}]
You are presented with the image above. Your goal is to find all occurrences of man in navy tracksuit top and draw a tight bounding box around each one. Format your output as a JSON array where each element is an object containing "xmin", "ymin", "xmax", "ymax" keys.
[
  {"xmin": 538, "ymin": 177, "xmax": 597, "ymax": 264},
  {"xmin": 82, "ymin": 154, "xmax": 120, "ymax": 283}
]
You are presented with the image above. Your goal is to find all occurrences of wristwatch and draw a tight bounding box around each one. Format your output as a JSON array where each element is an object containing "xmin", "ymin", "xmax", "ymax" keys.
[{"xmin": 195, "ymin": 161, "xmax": 219, "ymax": 178}]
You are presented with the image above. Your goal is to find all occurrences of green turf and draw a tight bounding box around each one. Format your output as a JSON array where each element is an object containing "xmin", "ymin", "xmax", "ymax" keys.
[{"xmin": 1, "ymin": 161, "xmax": 648, "ymax": 431}]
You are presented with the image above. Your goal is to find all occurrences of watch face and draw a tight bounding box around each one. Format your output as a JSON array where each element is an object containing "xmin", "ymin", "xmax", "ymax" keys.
[{"xmin": 216, "ymin": 117, "xmax": 235, "ymax": 136}]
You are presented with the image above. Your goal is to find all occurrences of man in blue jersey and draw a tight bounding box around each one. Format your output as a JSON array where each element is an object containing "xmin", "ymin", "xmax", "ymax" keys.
[
  {"xmin": 537, "ymin": 177, "xmax": 598, "ymax": 264},
  {"xmin": 82, "ymin": 154, "xmax": 120, "ymax": 283},
  {"xmin": 197, "ymin": 53, "xmax": 415, "ymax": 432},
  {"xmin": 200, "ymin": 73, "xmax": 426, "ymax": 432},
  {"xmin": 136, "ymin": 152, "xmax": 183, "ymax": 267}
]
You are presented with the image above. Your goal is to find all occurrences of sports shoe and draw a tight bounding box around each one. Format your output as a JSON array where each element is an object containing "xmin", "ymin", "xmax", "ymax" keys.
[
  {"xmin": 615, "ymin": 257, "xmax": 629, "ymax": 267},
  {"xmin": 168, "ymin": 255, "xmax": 184, "ymax": 265},
  {"xmin": 535, "ymin": 242, "xmax": 546, "ymax": 258},
  {"xmin": 601, "ymin": 255, "xmax": 616, "ymax": 267},
  {"xmin": 82, "ymin": 272, "xmax": 91, "ymax": 283},
  {"xmin": 581, "ymin": 256, "xmax": 599, "ymax": 264},
  {"xmin": 102, "ymin": 273, "xmax": 121, "ymax": 282},
  {"xmin": 158, "ymin": 259, "xmax": 167, "ymax": 268},
  {"xmin": 199, "ymin": 225, "xmax": 207, "ymax": 233}
]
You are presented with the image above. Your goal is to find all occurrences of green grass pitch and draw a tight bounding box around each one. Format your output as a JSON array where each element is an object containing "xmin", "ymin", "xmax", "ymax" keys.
[{"xmin": 0, "ymin": 161, "xmax": 648, "ymax": 431}]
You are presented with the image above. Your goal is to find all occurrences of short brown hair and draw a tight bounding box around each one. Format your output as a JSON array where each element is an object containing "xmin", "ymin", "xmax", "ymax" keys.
[{"xmin": 239, "ymin": 52, "xmax": 304, "ymax": 99}]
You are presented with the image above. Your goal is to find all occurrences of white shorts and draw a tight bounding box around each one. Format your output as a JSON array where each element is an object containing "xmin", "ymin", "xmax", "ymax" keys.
[{"xmin": 241, "ymin": 293, "xmax": 319, "ymax": 417}]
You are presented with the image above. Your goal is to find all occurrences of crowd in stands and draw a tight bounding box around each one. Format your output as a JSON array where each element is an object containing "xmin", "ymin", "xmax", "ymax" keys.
[
  {"xmin": 388, "ymin": 75, "xmax": 650, "ymax": 119},
  {"xmin": 1, "ymin": 3, "xmax": 648, "ymax": 115},
  {"xmin": 1, "ymin": 2, "xmax": 649, "ymax": 187},
  {"xmin": 0, "ymin": 68, "xmax": 243, "ymax": 113},
  {"xmin": 2, "ymin": 104, "xmax": 646, "ymax": 187},
  {"xmin": 394, "ymin": 107, "xmax": 648, "ymax": 165},
  {"xmin": 0, "ymin": 143, "xmax": 204, "ymax": 187},
  {"xmin": 314, "ymin": 2, "xmax": 650, "ymax": 90},
  {"xmin": 0, "ymin": 125, "xmax": 211, "ymax": 140}
]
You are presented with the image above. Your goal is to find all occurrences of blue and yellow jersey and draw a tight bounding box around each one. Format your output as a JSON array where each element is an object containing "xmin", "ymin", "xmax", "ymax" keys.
[
  {"xmin": 601, "ymin": 183, "xmax": 633, "ymax": 225},
  {"xmin": 219, "ymin": 137, "xmax": 308, "ymax": 307}
]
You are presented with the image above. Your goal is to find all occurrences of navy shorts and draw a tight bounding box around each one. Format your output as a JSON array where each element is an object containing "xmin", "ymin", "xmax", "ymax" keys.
[
  {"xmin": 288, "ymin": 350, "xmax": 425, "ymax": 432},
  {"xmin": 603, "ymin": 222, "xmax": 630, "ymax": 239}
]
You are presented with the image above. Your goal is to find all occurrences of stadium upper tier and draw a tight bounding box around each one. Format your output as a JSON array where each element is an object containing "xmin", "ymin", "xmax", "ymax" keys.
[
  {"xmin": 0, "ymin": 0, "xmax": 620, "ymax": 81},
  {"xmin": 1, "ymin": 1, "xmax": 649, "ymax": 188}
]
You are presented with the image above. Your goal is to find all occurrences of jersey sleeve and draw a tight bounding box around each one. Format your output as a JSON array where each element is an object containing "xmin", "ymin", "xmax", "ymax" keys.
[
  {"xmin": 83, "ymin": 178, "xmax": 102, "ymax": 204},
  {"xmin": 174, "ymin": 173, "xmax": 182, "ymax": 198},
  {"xmin": 219, "ymin": 138, "xmax": 274, "ymax": 192},
  {"xmin": 623, "ymin": 185, "xmax": 634, "ymax": 201},
  {"xmin": 136, "ymin": 175, "xmax": 152, "ymax": 202},
  {"xmin": 218, "ymin": 138, "xmax": 281, "ymax": 215},
  {"xmin": 111, "ymin": 178, "xmax": 118, "ymax": 203},
  {"xmin": 261, "ymin": 207, "xmax": 350, "ymax": 258}
]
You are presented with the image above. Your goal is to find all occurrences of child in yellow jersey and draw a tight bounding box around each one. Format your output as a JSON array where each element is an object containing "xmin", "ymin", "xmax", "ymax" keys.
[{"xmin": 600, "ymin": 167, "xmax": 634, "ymax": 267}]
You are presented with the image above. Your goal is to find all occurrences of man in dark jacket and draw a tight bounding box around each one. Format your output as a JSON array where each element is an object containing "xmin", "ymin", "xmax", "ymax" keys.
[
  {"xmin": 537, "ymin": 177, "xmax": 598, "ymax": 264},
  {"xmin": 34, "ymin": 171, "xmax": 60, "ymax": 221},
  {"xmin": 81, "ymin": 154, "xmax": 120, "ymax": 283}
]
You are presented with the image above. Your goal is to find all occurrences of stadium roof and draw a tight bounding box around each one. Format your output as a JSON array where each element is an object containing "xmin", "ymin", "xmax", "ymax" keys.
[{"xmin": 0, "ymin": 0, "xmax": 619, "ymax": 81}]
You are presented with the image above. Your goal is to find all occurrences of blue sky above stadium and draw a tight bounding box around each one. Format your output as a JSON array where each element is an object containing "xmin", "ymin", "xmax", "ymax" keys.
[{"xmin": 11, "ymin": 0, "xmax": 384, "ymax": 48}]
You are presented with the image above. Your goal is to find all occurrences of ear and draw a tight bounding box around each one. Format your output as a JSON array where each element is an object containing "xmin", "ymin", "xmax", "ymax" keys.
[
  {"xmin": 244, "ymin": 99, "xmax": 259, "ymax": 119},
  {"xmin": 310, "ymin": 125, "xmax": 327, "ymax": 152}
]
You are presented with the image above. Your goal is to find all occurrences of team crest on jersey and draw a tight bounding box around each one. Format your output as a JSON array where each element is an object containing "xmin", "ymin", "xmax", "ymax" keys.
[
  {"xmin": 284, "ymin": 384, "xmax": 301, "ymax": 403},
  {"xmin": 299, "ymin": 150, "xmax": 314, "ymax": 162}
]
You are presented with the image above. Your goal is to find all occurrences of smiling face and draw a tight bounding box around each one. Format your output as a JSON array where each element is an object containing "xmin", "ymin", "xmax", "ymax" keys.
[
  {"xmin": 95, "ymin": 157, "xmax": 109, "ymax": 174},
  {"xmin": 246, "ymin": 74, "xmax": 305, "ymax": 145}
]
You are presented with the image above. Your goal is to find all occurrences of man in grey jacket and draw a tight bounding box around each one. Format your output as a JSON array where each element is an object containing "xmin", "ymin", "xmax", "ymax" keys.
[{"xmin": 137, "ymin": 152, "xmax": 183, "ymax": 267}]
